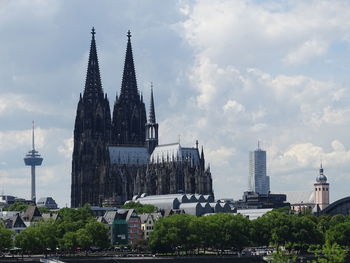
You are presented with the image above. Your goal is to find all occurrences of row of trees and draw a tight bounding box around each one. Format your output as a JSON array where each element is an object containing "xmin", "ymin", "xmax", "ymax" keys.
[
  {"xmin": 149, "ymin": 210, "xmax": 350, "ymax": 261},
  {"xmin": 122, "ymin": 201, "xmax": 157, "ymax": 214},
  {"xmin": 0, "ymin": 205, "xmax": 109, "ymax": 254},
  {"xmin": 4, "ymin": 202, "xmax": 50, "ymax": 213}
]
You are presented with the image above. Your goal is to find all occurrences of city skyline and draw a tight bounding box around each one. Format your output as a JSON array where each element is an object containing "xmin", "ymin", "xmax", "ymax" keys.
[{"xmin": 1, "ymin": 1, "xmax": 350, "ymax": 207}]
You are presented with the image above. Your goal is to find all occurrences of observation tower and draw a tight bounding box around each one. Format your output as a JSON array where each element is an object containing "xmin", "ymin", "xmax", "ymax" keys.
[{"xmin": 24, "ymin": 121, "xmax": 43, "ymax": 203}]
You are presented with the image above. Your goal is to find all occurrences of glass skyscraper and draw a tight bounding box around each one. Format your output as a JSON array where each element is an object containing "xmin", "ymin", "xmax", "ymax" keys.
[{"xmin": 248, "ymin": 145, "xmax": 270, "ymax": 194}]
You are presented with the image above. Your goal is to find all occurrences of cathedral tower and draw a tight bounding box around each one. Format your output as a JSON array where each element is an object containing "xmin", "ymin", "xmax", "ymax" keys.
[
  {"xmin": 146, "ymin": 85, "xmax": 159, "ymax": 154},
  {"xmin": 314, "ymin": 164, "xmax": 330, "ymax": 211},
  {"xmin": 112, "ymin": 31, "xmax": 147, "ymax": 145},
  {"xmin": 71, "ymin": 28, "xmax": 112, "ymax": 208}
]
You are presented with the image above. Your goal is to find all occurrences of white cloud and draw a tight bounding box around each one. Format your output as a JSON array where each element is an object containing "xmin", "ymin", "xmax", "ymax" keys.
[
  {"xmin": 270, "ymin": 140, "xmax": 350, "ymax": 173},
  {"xmin": 223, "ymin": 100, "xmax": 245, "ymax": 114},
  {"xmin": 284, "ymin": 39, "xmax": 328, "ymax": 64},
  {"xmin": 178, "ymin": 0, "xmax": 350, "ymax": 200},
  {"xmin": 58, "ymin": 137, "xmax": 73, "ymax": 159},
  {"xmin": 3, "ymin": 0, "xmax": 350, "ymax": 206}
]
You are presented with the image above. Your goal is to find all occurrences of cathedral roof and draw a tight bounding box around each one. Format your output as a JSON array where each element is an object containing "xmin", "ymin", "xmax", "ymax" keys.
[
  {"xmin": 84, "ymin": 27, "xmax": 103, "ymax": 99},
  {"xmin": 108, "ymin": 146, "xmax": 149, "ymax": 165},
  {"xmin": 150, "ymin": 143, "xmax": 200, "ymax": 165}
]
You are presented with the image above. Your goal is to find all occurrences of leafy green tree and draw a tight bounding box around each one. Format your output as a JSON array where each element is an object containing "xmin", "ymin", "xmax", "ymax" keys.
[
  {"xmin": 326, "ymin": 221, "xmax": 350, "ymax": 247},
  {"xmin": 149, "ymin": 214, "xmax": 194, "ymax": 253},
  {"xmin": 200, "ymin": 213, "xmax": 250, "ymax": 252},
  {"xmin": 187, "ymin": 216, "xmax": 202, "ymax": 252},
  {"xmin": 59, "ymin": 232, "xmax": 78, "ymax": 252},
  {"xmin": 195, "ymin": 216, "xmax": 214, "ymax": 252},
  {"xmin": 250, "ymin": 215, "xmax": 271, "ymax": 246},
  {"xmin": 272, "ymin": 206, "xmax": 291, "ymax": 214},
  {"xmin": 37, "ymin": 220, "xmax": 58, "ymax": 252},
  {"xmin": 329, "ymin": 214, "xmax": 347, "ymax": 226},
  {"xmin": 290, "ymin": 216, "xmax": 323, "ymax": 251},
  {"xmin": 0, "ymin": 225, "xmax": 13, "ymax": 251},
  {"xmin": 317, "ymin": 215, "xmax": 331, "ymax": 234},
  {"xmin": 15, "ymin": 220, "xmax": 58, "ymax": 254},
  {"xmin": 4, "ymin": 202, "xmax": 29, "ymax": 212},
  {"xmin": 15, "ymin": 226, "xmax": 44, "ymax": 253},
  {"xmin": 269, "ymin": 248, "xmax": 297, "ymax": 263},
  {"xmin": 149, "ymin": 219, "xmax": 172, "ymax": 253},
  {"xmin": 38, "ymin": 207, "xmax": 51, "ymax": 214},
  {"xmin": 122, "ymin": 201, "xmax": 157, "ymax": 214},
  {"xmin": 254, "ymin": 211, "xmax": 322, "ymax": 251},
  {"xmin": 57, "ymin": 205, "xmax": 93, "ymax": 238},
  {"xmin": 84, "ymin": 220, "xmax": 109, "ymax": 249},
  {"xmin": 225, "ymin": 214, "xmax": 251, "ymax": 251},
  {"xmin": 309, "ymin": 242, "xmax": 347, "ymax": 263},
  {"xmin": 76, "ymin": 228, "xmax": 92, "ymax": 251}
]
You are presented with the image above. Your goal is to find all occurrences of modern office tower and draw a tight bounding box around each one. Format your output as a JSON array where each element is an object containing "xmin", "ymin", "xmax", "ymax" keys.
[
  {"xmin": 24, "ymin": 121, "xmax": 43, "ymax": 203},
  {"xmin": 248, "ymin": 143, "xmax": 270, "ymax": 194},
  {"xmin": 314, "ymin": 164, "xmax": 330, "ymax": 210}
]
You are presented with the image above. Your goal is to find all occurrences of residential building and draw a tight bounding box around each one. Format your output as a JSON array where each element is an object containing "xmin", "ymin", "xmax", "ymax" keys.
[
  {"xmin": 22, "ymin": 206, "xmax": 42, "ymax": 226},
  {"xmin": 104, "ymin": 209, "xmax": 142, "ymax": 245},
  {"xmin": 37, "ymin": 197, "xmax": 58, "ymax": 209},
  {"xmin": 139, "ymin": 213, "xmax": 161, "ymax": 240}
]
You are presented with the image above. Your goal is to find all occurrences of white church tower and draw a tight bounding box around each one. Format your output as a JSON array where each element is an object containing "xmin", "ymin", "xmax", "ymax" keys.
[{"xmin": 314, "ymin": 164, "xmax": 329, "ymax": 211}]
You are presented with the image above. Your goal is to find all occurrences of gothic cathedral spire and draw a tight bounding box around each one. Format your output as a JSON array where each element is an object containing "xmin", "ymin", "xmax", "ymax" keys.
[
  {"xmin": 119, "ymin": 30, "xmax": 139, "ymax": 100},
  {"xmin": 112, "ymin": 31, "xmax": 147, "ymax": 145},
  {"xmin": 149, "ymin": 84, "xmax": 156, "ymax": 123},
  {"xmin": 146, "ymin": 84, "xmax": 159, "ymax": 153},
  {"xmin": 84, "ymin": 27, "xmax": 103, "ymax": 100},
  {"xmin": 71, "ymin": 27, "xmax": 112, "ymax": 208}
]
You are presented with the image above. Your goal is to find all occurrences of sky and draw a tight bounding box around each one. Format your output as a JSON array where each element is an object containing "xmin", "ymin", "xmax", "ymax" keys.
[{"xmin": 1, "ymin": 0, "xmax": 350, "ymax": 208}]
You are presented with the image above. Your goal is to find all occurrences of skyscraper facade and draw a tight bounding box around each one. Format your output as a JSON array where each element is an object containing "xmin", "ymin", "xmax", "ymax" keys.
[{"xmin": 248, "ymin": 145, "xmax": 270, "ymax": 195}]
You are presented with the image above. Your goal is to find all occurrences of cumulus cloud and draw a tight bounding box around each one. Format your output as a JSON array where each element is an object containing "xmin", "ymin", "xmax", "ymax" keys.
[
  {"xmin": 178, "ymin": 0, "xmax": 350, "ymax": 200},
  {"xmin": 284, "ymin": 39, "xmax": 328, "ymax": 64},
  {"xmin": 3, "ymin": 0, "xmax": 350, "ymax": 206},
  {"xmin": 223, "ymin": 100, "xmax": 245, "ymax": 114},
  {"xmin": 57, "ymin": 137, "xmax": 73, "ymax": 159}
]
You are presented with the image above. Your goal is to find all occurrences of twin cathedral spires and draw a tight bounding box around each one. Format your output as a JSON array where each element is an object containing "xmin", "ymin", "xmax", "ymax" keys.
[
  {"xmin": 76, "ymin": 28, "xmax": 158, "ymax": 151},
  {"xmin": 71, "ymin": 28, "xmax": 212, "ymax": 208}
]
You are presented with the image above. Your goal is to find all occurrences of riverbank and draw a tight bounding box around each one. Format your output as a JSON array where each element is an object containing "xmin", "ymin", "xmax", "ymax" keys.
[{"xmin": 0, "ymin": 255, "xmax": 266, "ymax": 263}]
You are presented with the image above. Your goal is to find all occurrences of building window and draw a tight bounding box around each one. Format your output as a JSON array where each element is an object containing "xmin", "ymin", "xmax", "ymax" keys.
[{"xmin": 315, "ymin": 188, "xmax": 317, "ymax": 191}]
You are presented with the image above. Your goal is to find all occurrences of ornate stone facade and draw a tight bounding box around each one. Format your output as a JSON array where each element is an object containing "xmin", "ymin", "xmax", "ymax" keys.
[{"xmin": 71, "ymin": 29, "xmax": 213, "ymax": 208}]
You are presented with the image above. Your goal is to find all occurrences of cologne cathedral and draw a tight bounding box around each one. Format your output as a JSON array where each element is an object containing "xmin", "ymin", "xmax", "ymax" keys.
[{"xmin": 71, "ymin": 28, "xmax": 213, "ymax": 208}]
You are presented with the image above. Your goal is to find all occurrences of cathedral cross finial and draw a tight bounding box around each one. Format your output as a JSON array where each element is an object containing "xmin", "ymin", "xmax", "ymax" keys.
[
  {"xmin": 127, "ymin": 30, "xmax": 131, "ymax": 40},
  {"xmin": 91, "ymin": 27, "xmax": 96, "ymax": 36}
]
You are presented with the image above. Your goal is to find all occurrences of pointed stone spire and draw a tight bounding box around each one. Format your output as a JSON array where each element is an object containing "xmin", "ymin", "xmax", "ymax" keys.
[
  {"xmin": 84, "ymin": 27, "xmax": 103, "ymax": 99},
  {"xmin": 200, "ymin": 146, "xmax": 205, "ymax": 170},
  {"xmin": 149, "ymin": 83, "xmax": 156, "ymax": 123},
  {"xmin": 120, "ymin": 30, "xmax": 139, "ymax": 99}
]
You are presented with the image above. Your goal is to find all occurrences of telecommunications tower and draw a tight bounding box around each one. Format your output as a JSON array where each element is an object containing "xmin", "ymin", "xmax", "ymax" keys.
[{"xmin": 24, "ymin": 121, "xmax": 43, "ymax": 203}]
